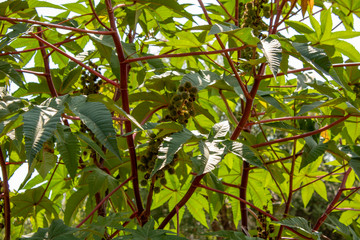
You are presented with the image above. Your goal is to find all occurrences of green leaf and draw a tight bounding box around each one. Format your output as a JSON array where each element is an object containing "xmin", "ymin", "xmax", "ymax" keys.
[
  {"xmin": 181, "ymin": 71, "xmax": 220, "ymax": 91},
  {"xmin": 223, "ymin": 141, "xmax": 265, "ymax": 169},
  {"xmin": 209, "ymin": 23, "xmax": 238, "ymax": 35},
  {"xmin": 292, "ymin": 42, "xmax": 351, "ymax": 91},
  {"xmin": 349, "ymin": 157, "xmax": 360, "ymax": 180},
  {"xmin": 48, "ymin": 219, "xmax": 80, "ymax": 240},
  {"xmin": 60, "ymin": 66, "xmax": 82, "ymax": 94},
  {"xmin": 151, "ymin": 129, "xmax": 193, "ymax": 177},
  {"xmin": 300, "ymin": 137, "xmax": 328, "ymax": 169},
  {"xmin": 68, "ymin": 96, "xmax": 121, "ymax": 160},
  {"xmin": 297, "ymin": 101, "xmax": 325, "ymax": 116},
  {"xmin": 75, "ymin": 132, "xmax": 107, "ymax": 160},
  {"xmin": 55, "ymin": 125, "xmax": 80, "ymax": 179},
  {"xmin": 209, "ymin": 121, "xmax": 230, "ymax": 140},
  {"xmin": 259, "ymin": 37, "xmax": 282, "ymax": 78},
  {"xmin": 11, "ymin": 187, "xmax": 58, "ymax": 219},
  {"xmin": 64, "ymin": 188, "xmax": 88, "ymax": 225},
  {"xmin": 276, "ymin": 217, "xmax": 312, "ymax": 234},
  {"xmin": 23, "ymin": 106, "xmax": 63, "ymax": 165},
  {"xmin": 285, "ymin": 20, "xmax": 315, "ymax": 34},
  {"xmin": 205, "ymin": 230, "xmax": 262, "ymax": 239},
  {"xmin": 110, "ymin": 51, "xmax": 121, "ymax": 80},
  {"xmin": 0, "ymin": 60, "xmax": 26, "ymax": 89},
  {"xmin": 195, "ymin": 139, "xmax": 226, "ymax": 175},
  {"xmin": 258, "ymin": 91, "xmax": 286, "ymax": 113}
]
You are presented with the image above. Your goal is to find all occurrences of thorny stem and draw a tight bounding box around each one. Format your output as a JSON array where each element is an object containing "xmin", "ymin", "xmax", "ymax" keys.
[
  {"xmin": 105, "ymin": 0, "xmax": 144, "ymax": 216},
  {"xmin": 37, "ymin": 27, "xmax": 58, "ymax": 97},
  {"xmin": 0, "ymin": 148, "xmax": 10, "ymax": 240},
  {"xmin": 76, "ymin": 176, "xmax": 133, "ymax": 228},
  {"xmin": 313, "ymin": 168, "xmax": 352, "ymax": 231}
]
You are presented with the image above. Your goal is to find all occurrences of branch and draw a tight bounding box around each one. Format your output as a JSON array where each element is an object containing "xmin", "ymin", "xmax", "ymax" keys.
[
  {"xmin": 198, "ymin": 0, "xmax": 251, "ymax": 100},
  {"xmin": 29, "ymin": 33, "xmax": 120, "ymax": 88},
  {"xmin": 105, "ymin": 0, "xmax": 144, "ymax": 215},
  {"xmin": 89, "ymin": 0, "xmax": 111, "ymax": 30},
  {"xmin": 197, "ymin": 183, "xmax": 313, "ymax": 240},
  {"xmin": 37, "ymin": 27, "xmax": 58, "ymax": 97},
  {"xmin": 245, "ymin": 115, "xmax": 345, "ymax": 127},
  {"xmin": 35, "ymin": 163, "xmax": 59, "ymax": 205},
  {"xmin": 158, "ymin": 174, "xmax": 205, "ymax": 229},
  {"xmin": 0, "ymin": 148, "xmax": 10, "ymax": 240},
  {"xmin": 258, "ymin": 62, "xmax": 360, "ymax": 80},
  {"xmin": 219, "ymin": 90, "xmax": 238, "ymax": 124},
  {"xmin": 15, "ymin": 69, "xmax": 48, "ymax": 76},
  {"xmin": 313, "ymin": 168, "xmax": 352, "ymax": 231},
  {"xmin": 252, "ymin": 115, "xmax": 351, "ymax": 148},
  {"xmin": 76, "ymin": 176, "xmax": 133, "ymax": 228},
  {"xmin": 123, "ymin": 46, "xmax": 248, "ymax": 64},
  {"xmin": 0, "ymin": 16, "xmax": 113, "ymax": 35}
]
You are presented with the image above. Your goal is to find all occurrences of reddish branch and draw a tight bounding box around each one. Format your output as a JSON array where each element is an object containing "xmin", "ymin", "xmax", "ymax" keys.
[
  {"xmin": 158, "ymin": 174, "xmax": 206, "ymax": 229},
  {"xmin": 0, "ymin": 148, "xmax": 10, "ymax": 240},
  {"xmin": 122, "ymin": 46, "xmax": 248, "ymax": 64},
  {"xmin": 245, "ymin": 115, "xmax": 345, "ymax": 127},
  {"xmin": 105, "ymin": 0, "xmax": 144, "ymax": 215},
  {"xmin": 76, "ymin": 176, "xmax": 133, "ymax": 228},
  {"xmin": 29, "ymin": 33, "xmax": 120, "ymax": 88},
  {"xmin": 89, "ymin": 0, "xmax": 111, "ymax": 31},
  {"xmin": 37, "ymin": 27, "xmax": 58, "ymax": 97},
  {"xmin": 252, "ymin": 115, "xmax": 351, "ymax": 148},
  {"xmin": 313, "ymin": 168, "xmax": 352, "ymax": 231},
  {"xmin": 0, "ymin": 35, "xmax": 84, "ymax": 57},
  {"xmin": 0, "ymin": 16, "xmax": 113, "ymax": 35},
  {"xmin": 35, "ymin": 163, "xmax": 59, "ymax": 206},
  {"xmin": 198, "ymin": 0, "xmax": 251, "ymax": 100},
  {"xmin": 258, "ymin": 62, "xmax": 360, "ymax": 80},
  {"xmin": 196, "ymin": 183, "xmax": 313, "ymax": 240}
]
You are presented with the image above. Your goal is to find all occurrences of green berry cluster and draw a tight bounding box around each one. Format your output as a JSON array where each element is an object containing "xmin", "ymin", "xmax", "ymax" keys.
[
  {"xmin": 254, "ymin": 206, "xmax": 275, "ymax": 239},
  {"xmin": 138, "ymin": 133, "xmax": 177, "ymax": 191},
  {"xmin": 80, "ymin": 62, "xmax": 103, "ymax": 95},
  {"xmin": 239, "ymin": 0, "xmax": 270, "ymax": 37},
  {"xmin": 165, "ymin": 81, "xmax": 197, "ymax": 125}
]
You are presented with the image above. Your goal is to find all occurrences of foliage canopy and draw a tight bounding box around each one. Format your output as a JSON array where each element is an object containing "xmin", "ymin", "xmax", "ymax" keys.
[{"xmin": 0, "ymin": 0, "xmax": 360, "ymax": 239}]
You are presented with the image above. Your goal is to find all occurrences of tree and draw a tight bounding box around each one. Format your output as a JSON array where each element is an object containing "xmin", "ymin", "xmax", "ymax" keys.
[{"xmin": 0, "ymin": 0, "xmax": 360, "ymax": 239}]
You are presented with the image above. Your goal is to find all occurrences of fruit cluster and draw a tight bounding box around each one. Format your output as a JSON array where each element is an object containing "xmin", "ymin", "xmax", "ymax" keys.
[
  {"xmin": 138, "ymin": 133, "xmax": 177, "ymax": 192},
  {"xmin": 239, "ymin": 0, "xmax": 270, "ymax": 37},
  {"xmin": 165, "ymin": 81, "xmax": 197, "ymax": 125},
  {"xmin": 80, "ymin": 62, "xmax": 103, "ymax": 95},
  {"xmin": 254, "ymin": 206, "xmax": 275, "ymax": 239},
  {"xmin": 238, "ymin": 0, "xmax": 270, "ymax": 72}
]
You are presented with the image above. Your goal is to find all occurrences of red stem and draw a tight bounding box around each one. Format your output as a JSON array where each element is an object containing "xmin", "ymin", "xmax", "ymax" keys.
[
  {"xmin": 123, "ymin": 46, "xmax": 248, "ymax": 64},
  {"xmin": 198, "ymin": 0, "xmax": 251, "ymax": 100},
  {"xmin": 0, "ymin": 16, "xmax": 113, "ymax": 35},
  {"xmin": 313, "ymin": 168, "xmax": 352, "ymax": 231},
  {"xmin": 29, "ymin": 33, "xmax": 120, "ymax": 87},
  {"xmin": 158, "ymin": 174, "xmax": 205, "ymax": 229},
  {"xmin": 197, "ymin": 183, "xmax": 313, "ymax": 240},
  {"xmin": 88, "ymin": 0, "xmax": 111, "ymax": 30},
  {"xmin": 76, "ymin": 176, "xmax": 133, "ymax": 228},
  {"xmin": 245, "ymin": 115, "xmax": 344, "ymax": 127},
  {"xmin": 0, "ymin": 148, "xmax": 10, "ymax": 240},
  {"xmin": 35, "ymin": 163, "xmax": 59, "ymax": 205},
  {"xmin": 258, "ymin": 62, "xmax": 360, "ymax": 80},
  {"xmin": 37, "ymin": 27, "xmax": 58, "ymax": 97},
  {"xmin": 105, "ymin": 0, "xmax": 144, "ymax": 215},
  {"xmin": 252, "ymin": 115, "xmax": 351, "ymax": 148}
]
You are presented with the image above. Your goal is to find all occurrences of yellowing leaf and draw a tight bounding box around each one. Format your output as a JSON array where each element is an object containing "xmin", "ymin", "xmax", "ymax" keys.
[
  {"xmin": 301, "ymin": 0, "xmax": 314, "ymax": 16},
  {"xmin": 321, "ymin": 130, "xmax": 330, "ymax": 143}
]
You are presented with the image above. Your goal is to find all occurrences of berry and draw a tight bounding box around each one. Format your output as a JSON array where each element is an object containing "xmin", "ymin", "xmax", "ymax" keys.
[
  {"xmin": 184, "ymin": 81, "xmax": 192, "ymax": 89},
  {"xmin": 160, "ymin": 178, "xmax": 167, "ymax": 185},
  {"xmin": 140, "ymin": 179, "xmax": 148, "ymax": 187},
  {"xmin": 168, "ymin": 167, "xmax": 175, "ymax": 174},
  {"xmin": 154, "ymin": 186, "xmax": 161, "ymax": 193}
]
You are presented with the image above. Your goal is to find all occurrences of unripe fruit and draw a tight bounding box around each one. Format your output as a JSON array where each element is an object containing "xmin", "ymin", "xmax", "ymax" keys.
[
  {"xmin": 184, "ymin": 81, "xmax": 192, "ymax": 89},
  {"xmin": 160, "ymin": 178, "xmax": 167, "ymax": 185},
  {"xmin": 140, "ymin": 179, "xmax": 148, "ymax": 187},
  {"xmin": 154, "ymin": 186, "xmax": 161, "ymax": 193}
]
